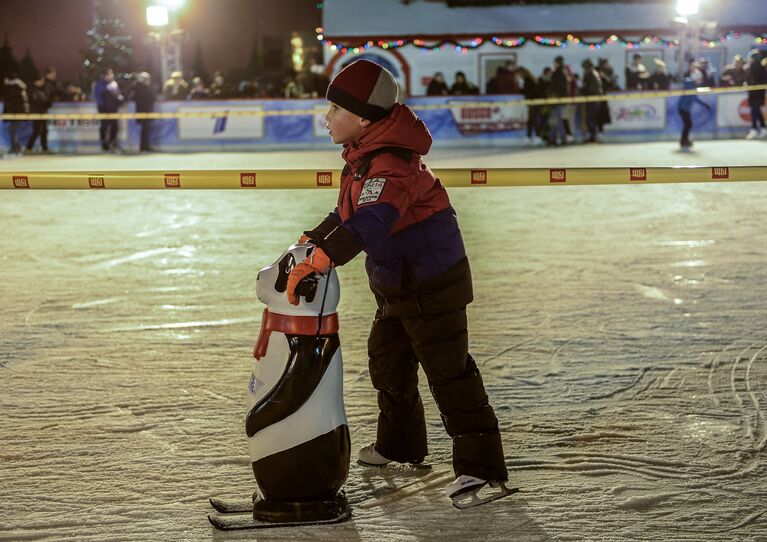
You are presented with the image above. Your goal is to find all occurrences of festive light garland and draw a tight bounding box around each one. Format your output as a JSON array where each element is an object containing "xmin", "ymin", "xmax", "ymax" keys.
[{"xmin": 316, "ymin": 28, "xmax": 765, "ymax": 54}]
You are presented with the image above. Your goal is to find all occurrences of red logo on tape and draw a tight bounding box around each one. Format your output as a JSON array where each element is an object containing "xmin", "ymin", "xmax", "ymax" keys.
[
  {"xmin": 711, "ymin": 167, "xmax": 729, "ymax": 180},
  {"xmin": 12, "ymin": 175, "xmax": 29, "ymax": 188},
  {"xmin": 471, "ymin": 170, "xmax": 488, "ymax": 184},
  {"xmin": 316, "ymin": 171, "xmax": 332, "ymax": 187},
  {"xmin": 629, "ymin": 168, "xmax": 647, "ymax": 181},
  {"xmin": 164, "ymin": 173, "xmax": 181, "ymax": 188},
  {"xmin": 240, "ymin": 172, "xmax": 257, "ymax": 187},
  {"xmin": 549, "ymin": 169, "xmax": 566, "ymax": 183},
  {"xmin": 89, "ymin": 176, "xmax": 105, "ymax": 189}
]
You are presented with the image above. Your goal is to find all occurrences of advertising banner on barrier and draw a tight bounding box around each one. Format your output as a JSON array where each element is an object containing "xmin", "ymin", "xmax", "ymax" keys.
[
  {"xmin": 46, "ymin": 105, "xmax": 128, "ymax": 146},
  {"xmin": 447, "ymin": 100, "xmax": 526, "ymax": 135},
  {"xmin": 604, "ymin": 97, "xmax": 666, "ymax": 131},
  {"xmin": 716, "ymin": 92, "xmax": 764, "ymax": 128},
  {"xmin": 177, "ymin": 105, "xmax": 264, "ymax": 140},
  {"xmin": 47, "ymin": 106, "xmax": 101, "ymax": 143}
]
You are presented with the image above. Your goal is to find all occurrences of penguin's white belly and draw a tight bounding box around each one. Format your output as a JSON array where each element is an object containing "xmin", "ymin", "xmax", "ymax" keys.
[{"xmin": 246, "ymin": 332, "xmax": 347, "ymax": 463}]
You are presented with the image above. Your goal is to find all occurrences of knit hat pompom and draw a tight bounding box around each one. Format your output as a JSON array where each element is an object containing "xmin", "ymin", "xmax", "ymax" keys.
[{"xmin": 326, "ymin": 59, "xmax": 398, "ymax": 122}]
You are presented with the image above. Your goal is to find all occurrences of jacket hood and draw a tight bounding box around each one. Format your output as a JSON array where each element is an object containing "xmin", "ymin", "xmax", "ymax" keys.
[{"xmin": 343, "ymin": 103, "xmax": 432, "ymax": 164}]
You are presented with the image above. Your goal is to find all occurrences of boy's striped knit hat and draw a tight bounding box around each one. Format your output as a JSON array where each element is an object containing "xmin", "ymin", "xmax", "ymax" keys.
[{"xmin": 326, "ymin": 59, "xmax": 398, "ymax": 122}]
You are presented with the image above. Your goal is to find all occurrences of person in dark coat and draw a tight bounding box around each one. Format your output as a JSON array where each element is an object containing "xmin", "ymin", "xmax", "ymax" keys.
[
  {"xmin": 720, "ymin": 55, "xmax": 747, "ymax": 87},
  {"xmin": 548, "ymin": 56, "xmax": 570, "ymax": 146},
  {"xmin": 208, "ymin": 72, "xmax": 228, "ymax": 99},
  {"xmin": 25, "ymin": 75, "xmax": 52, "ymax": 153},
  {"xmin": 597, "ymin": 57, "xmax": 620, "ymax": 92},
  {"xmin": 3, "ymin": 72, "xmax": 29, "ymax": 156},
  {"xmin": 745, "ymin": 50, "xmax": 767, "ymax": 139},
  {"xmin": 651, "ymin": 59, "xmax": 674, "ymax": 90},
  {"xmin": 132, "ymin": 72, "xmax": 155, "ymax": 152},
  {"xmin": 697, "ymin": 58, "xmax": 717, "ymax": 87},
  {"xmin": 625, "ymin": 53, "xmax": 650, "ymax": 90},
  {"xmin": 449, "ymin": 71, "xmax": 478, "ymax": 95},
  {"xmin": 580, "ymin": 59, "xmax": 604, "ymax": 143},
  {"xmin": 518, "ymin": 66, "xmax": 541, "ymax": 144},
  {"xmin": 293, "ymin": 60, "xmax": 508, "ymax": 494},
  {"xmin": 486, "ymin": 63, "xmax": 519, "ymax": 95},
  {"xmin": 94, "ymin": 68, "xmax": 124, "ymax": 151},
  {"xmin": 537, "ymin": 67, "xmax": 552, "ymax": 142},
  {"xmin": 43, "ymin": 68, "xmax": 59, "ymax": 104},
  {"xmin": 25, "ymin": 67, "xmax": 60, "ymax": 153},
  {"xmin": 426, "ymin": 72, "xmax": 449, "ymax": 96}
]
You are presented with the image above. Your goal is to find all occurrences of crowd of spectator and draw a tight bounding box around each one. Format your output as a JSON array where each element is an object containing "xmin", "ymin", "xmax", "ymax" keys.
[
  {"xmin": 422, "ymin": 50, "xmax": 767, "ymax": 146},
  {"xmin": 157, "ymin": 65, "xmax": 330, "ymax": 101},
  {"xmin": 2, "ymin": 50, "xmax": 766, "ymax": 156}
]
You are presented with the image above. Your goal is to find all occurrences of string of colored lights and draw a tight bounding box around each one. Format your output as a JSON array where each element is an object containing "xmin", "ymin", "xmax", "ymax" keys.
[{"xmin": 316, "ymin": 28, "xmax": 766, "ymax": 54}]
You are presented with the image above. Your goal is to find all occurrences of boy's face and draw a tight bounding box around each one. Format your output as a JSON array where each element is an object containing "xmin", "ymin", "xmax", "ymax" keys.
[{"xmin": 324, "ymin": 101, "xmax": 370, "ymax": 145}]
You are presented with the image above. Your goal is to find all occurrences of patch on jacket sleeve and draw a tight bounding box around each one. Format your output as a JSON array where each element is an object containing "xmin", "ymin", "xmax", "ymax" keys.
[{"xmin": 358, "ymin": 177, "xmax": 387, "ymax": 205}]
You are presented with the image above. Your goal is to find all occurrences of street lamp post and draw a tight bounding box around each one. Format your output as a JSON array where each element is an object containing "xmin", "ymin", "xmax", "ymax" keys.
[
  {"xmin": 147, "ymin": 1, "xmax": 186, "ymax": 84},
  {"xmin": 673, "ymin": 0, "xmax": 718, "ymax": 81},
  {"xmin": 674, "ymin": 0, "xmax": 701, "ymax": 80}
]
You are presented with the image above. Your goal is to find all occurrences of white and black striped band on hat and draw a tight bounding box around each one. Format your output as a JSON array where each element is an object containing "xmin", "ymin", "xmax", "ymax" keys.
[{"xmin": 326, "ymin": 85, "xmax": 392, "ymax": 122}]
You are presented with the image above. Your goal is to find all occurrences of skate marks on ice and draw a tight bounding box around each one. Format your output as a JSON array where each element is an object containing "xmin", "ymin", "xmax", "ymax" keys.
[
  {"xmin": 497, "ymin": 332, "xmax": 767, "ymax": 538},
  {"xmin": 352, "ymin": 466, "xmax": 454, "ymax": 510}
]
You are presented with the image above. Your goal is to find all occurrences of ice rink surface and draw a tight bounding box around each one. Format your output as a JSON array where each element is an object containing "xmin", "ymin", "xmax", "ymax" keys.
[{"xmin": 1, "ymin": 141, "xmax": 766, "ymax": 541}]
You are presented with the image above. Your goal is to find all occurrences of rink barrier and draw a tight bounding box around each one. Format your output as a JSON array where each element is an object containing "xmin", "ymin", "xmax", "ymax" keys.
[
  {"xmin": 2, "ymin": 166, "xmax": 765, "ymax": 190},
  {"xmin": 1, "ymin": 84, "xmax": 766, "ymax": 121}
]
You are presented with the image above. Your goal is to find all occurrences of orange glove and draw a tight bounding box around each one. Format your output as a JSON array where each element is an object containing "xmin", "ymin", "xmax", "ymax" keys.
[
  {"xmin": 286, "ymin": 248, "xmax": 333, "ymax": 305},
  {"xmin": 298, "ymin": 234, "xmax": 311, "ymax": 244}
]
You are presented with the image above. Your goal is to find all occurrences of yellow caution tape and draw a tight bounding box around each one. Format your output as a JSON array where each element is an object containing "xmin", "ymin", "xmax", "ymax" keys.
[
  {"xmin": 1, "ymin": 84, "xmax": 765, "ymax": 121},
  {"xmin": 1, "ymin": 166, "xmax": 764, "ymax": 190}
]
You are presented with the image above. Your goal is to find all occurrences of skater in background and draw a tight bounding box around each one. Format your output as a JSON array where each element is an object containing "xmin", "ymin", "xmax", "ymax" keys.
[
  {"xmin": 678, "ymin": 66, "xmax": 712, "ymax": 150},
  {"xmin": 287, "ymin": 59, "xmax": 509, "ymax": 504}
]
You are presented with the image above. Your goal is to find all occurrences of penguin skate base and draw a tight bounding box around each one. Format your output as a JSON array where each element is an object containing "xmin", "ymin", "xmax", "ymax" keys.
[{"xmin": 208, "ymin": 507, "xmax": 352, "ymax": 531}]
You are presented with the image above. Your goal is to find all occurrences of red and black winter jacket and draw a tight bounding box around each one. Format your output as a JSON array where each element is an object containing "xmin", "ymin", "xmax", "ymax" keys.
[{"xmin": 306, "ymin": 103, "xmax": 467, "ymax": 289}]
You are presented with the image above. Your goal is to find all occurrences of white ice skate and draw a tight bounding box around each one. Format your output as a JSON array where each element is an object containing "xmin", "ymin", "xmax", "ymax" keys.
[
  {"xmin": 446, "ymin": 475, "xmax": 518, "ymax": 509},
  {"xmin": 357, "ymin": 443, "xmax": 426, "ymax": 467},
  {"xmin": 745, "ymin": 129, "xmax": 759, "ymax": 140},
  {"xmin": 760, "ymin": 128, "xmax": 767, "ymax": 139}
]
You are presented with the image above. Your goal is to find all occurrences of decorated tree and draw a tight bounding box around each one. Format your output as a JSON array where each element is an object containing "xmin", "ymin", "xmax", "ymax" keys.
[
  {"xmin": 245, "ymin": 37, "xmax": 262, "ymax": 79},
  {"xmin": 190, "ymin": 41, "xmax": 209, "ymax": 83},
  {"xmin": 81, "ymin": 0, "xmax": 134, "ymax": 86},
  {"xmin": 19, "ymin": 49, "xmax": 39, "ymax": 83},
  {"xmin": 0, "ymin": 35, "xmax": 19, "ymax": 82}
]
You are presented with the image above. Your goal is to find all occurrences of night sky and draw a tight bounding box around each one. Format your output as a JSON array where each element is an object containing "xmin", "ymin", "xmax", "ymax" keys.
[{"xmin": 0, "ymin": 0, "xmax": 321, "ymax": 82}]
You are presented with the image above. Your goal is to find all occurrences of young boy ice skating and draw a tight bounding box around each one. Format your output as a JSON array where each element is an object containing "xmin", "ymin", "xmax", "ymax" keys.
[{"xmin": 286, "ymin": 60, "xmax": 509, "ymax": 505}]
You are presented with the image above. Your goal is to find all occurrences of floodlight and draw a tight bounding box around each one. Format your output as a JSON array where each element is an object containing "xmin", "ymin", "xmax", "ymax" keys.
[
  {"xmin": 676, "ymin": 0, "xmax": 700, "ymax": 16},
  {"xmin": 147, "ymin": 5, "xmax": 169, "ymax": 27}
]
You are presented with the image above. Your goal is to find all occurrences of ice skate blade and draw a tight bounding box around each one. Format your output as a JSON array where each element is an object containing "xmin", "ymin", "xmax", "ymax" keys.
[{"xmin": 451, "ymin": 483, "xmax": 519, "ymax": 510}]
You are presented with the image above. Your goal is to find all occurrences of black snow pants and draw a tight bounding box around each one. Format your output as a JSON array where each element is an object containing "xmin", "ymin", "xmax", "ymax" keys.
[{"xmin": 367, "ymin": 258, "xmax": 508, "ymax": 482}]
